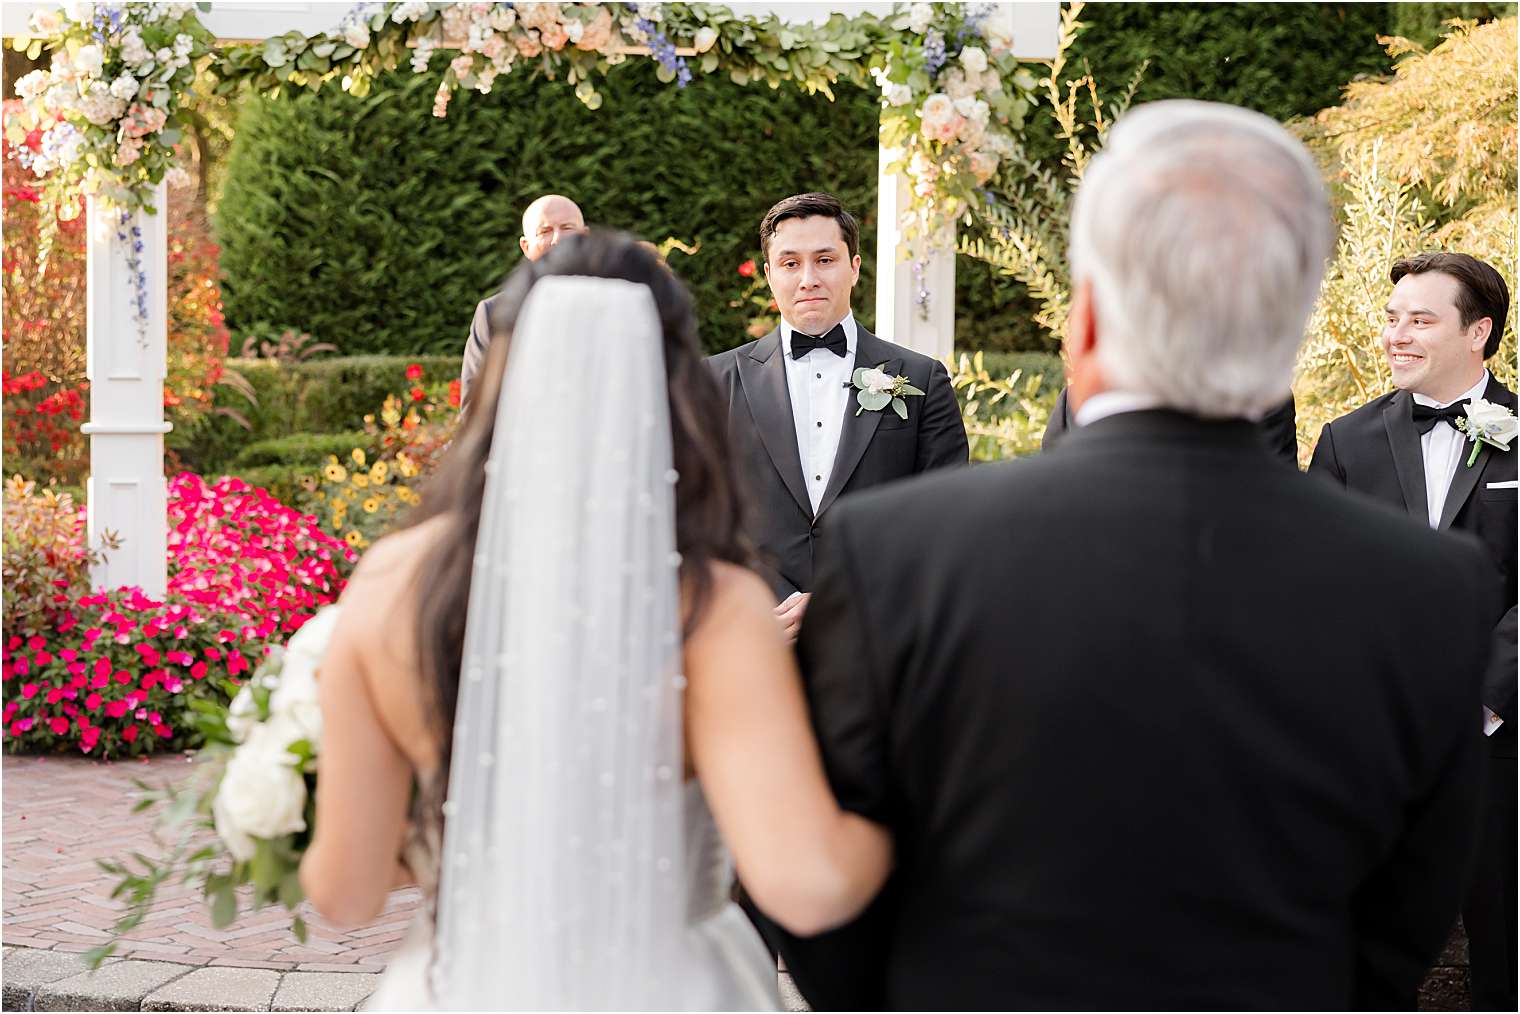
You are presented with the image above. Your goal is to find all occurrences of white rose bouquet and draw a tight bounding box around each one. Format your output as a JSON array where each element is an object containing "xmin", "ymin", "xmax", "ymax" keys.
[{"xmin": 90, "ymin": 607, "xmax": 341, "ymax": 967}]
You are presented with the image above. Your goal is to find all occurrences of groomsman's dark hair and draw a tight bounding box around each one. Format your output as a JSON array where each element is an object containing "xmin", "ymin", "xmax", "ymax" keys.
[
  {"xmin": 1391, "ymin": 252, "xmax": 1510, "ymax": 358},
  {"xmin": 759, "ymin": 192, "xmax": 860, "ymax": 263}
]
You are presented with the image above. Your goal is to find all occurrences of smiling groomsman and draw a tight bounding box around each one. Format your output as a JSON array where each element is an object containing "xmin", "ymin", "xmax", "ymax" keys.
[
  {"xmin": 707, "ymin": 193, "xmax": 967, "ymax": 642},
  {"xmin": 1310, "ymin": 251, "xmax": 1517, "ymax": 1011}
]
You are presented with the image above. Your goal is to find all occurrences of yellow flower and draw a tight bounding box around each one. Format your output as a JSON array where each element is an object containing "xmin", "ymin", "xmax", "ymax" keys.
[
  {"xmin": 345, "ymin": 529, "xmax": 367, "ymax": 548},
  {"xmin": 362, "ymin": 496, "xmax": 381, "ymax": 514},
  {"xmin": 299, "ymin": 476, "xmax": 318, "ymax": 492},
  {"xmin": 397, "ymin": 453, "xmax": 419, "ymax": 478},
  {"xmin": 396, "ymin": 486, "xmax": 418, "ymax": 505},
  {"xmin": 351, "ymin": 473, "xmax": 370, "ymax": 489},
  {"xmin": 369, "ymin": 461, "xmax": 389, "ymax": 484},
  {"xmin": 351, "ymin": 448, "xmax": 367, "ymax": 466},
  {"xmin": 314, "ymin": 491, "xmax": 326, "ymax": 503},
  {"xmin": 324, "ymin": 462, "xmax": 348, "ymax": 483}
]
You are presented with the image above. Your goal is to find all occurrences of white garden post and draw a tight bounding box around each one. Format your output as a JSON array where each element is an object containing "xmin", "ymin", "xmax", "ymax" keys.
[{"xmin": 82, "ymin": 183, "xmax": 171, "ymax": 596}]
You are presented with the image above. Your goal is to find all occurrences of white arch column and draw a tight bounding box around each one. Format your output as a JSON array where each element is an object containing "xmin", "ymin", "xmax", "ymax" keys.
[{"xmin": 83, "ymin": 184, "xmax": 170, "ymax": 597}]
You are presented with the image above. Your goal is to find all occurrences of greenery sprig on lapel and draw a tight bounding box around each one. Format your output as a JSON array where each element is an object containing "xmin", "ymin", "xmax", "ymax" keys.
[{"xmin": 849, "ymin": 364, "xmax": 924, "ymax": 420}]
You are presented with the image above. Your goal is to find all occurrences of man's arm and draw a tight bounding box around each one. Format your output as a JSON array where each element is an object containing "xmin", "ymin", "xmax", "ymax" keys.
[
  {"xmin": 1306, "ymin": 422, "xmax": 1346, "ymax": 483},
  {"xmin": 459, "ymin": 298, "xmax": 492, "ymax": 410},
  {"xmin": 1042, "ymin": 387, "xmax": 1072, "ymax": 452},
  {"xmin": 1486, "ymin": 604, "xmax": 1516, "ymax": 726},
  {"xmin": 1350, "ymin": 553, "xmax": 1494, "ymax": 1007},
  {"xmin": 746, "ymin": 505, "xmax": 896, "ymax": 1009},
  {"xmin": 913, "ymin": 360, "xmax": 969, "ymax": 471}
]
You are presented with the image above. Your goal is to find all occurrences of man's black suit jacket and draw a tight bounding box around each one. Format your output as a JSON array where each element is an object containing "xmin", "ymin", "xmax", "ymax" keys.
[
  {"xmin": 1042, "ymin": 385, "xmax": 1300, "ymax": 461},
  {"xmin": 763, "ymin": 410, "xmax": 1494, "ymax": 1010},
  {"xmin": 1309, "ymin": 376, "xmax": 1517, "ymax": 758},
  {"xmin": 707, "ymin": 326, "xmax": 968, "ymax": 598}
]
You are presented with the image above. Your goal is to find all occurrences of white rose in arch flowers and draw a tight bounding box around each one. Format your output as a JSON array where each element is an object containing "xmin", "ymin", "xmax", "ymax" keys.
[{"xmin": 959, "ymin": 45, "xmax": 988, "ymax": 76}]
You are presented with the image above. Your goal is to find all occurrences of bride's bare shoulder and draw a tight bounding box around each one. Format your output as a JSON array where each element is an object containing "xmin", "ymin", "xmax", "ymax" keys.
[
  {"xmin": 688, "ymin": 561, "xmax": 776, "ymax": 639},
  {"xmin": 338, "ymin": 514, "xmax": 457, "ymax": 621}
]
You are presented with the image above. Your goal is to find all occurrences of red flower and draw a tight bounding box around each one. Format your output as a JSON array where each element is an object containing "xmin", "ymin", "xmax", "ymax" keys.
[
  {"xmin": 48, "ymin": 717, "xmax": 69, "ymax": 735},
  {"xmin": 121, "ymin": 725, "xmax": 139, "ymax": 743},
  {"xmin": 410, "ymin": 386, "xmax": 426, "ymax": 402},
  {"xmin": 405, "ymin": 364, "xmax": 424, "ymax": 381},
  {"xmin": 448, "ymin": 379, "xmax": 462, "ymax": 409},
  {"xmin": 738, "ymin": 259, "xmax": 756, "ymax": 278}
]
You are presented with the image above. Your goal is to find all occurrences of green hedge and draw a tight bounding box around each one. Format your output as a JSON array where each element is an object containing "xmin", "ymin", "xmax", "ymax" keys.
[
  {"xmin": 218, "ymin": 5, "xmax": 1446, "ymax": 358},
  {"xmin": 169, "ymin": 354, "xmax": 456, "ymax": 473},
  {"xmin": 231, "ymin": 430, "xmax": 371, "ymax": 469}
]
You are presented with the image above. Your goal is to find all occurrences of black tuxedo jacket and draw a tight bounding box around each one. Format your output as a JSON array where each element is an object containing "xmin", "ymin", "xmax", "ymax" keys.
[
  {"xmin": 763, "ymin": 411, "xmax": 1495, "ymax": 1010},
  {"xmin": 707, "ymin": 326, "xmax": 967, "ymax": 598},
  {"xmin": 1042, "ymin": 386, "xmax": 1300, "ymax": 461},
  {"xmin": 1309, "ymin": 377, "xmax": 1518, "ymax": 758}
]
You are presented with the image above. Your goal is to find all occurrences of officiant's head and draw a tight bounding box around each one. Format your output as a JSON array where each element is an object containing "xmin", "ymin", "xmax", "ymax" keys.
[
  {"xmin": 1381, "ymin": 252, "xmax": 1508, "ymax": 403},
  {"xmin": 1065, "ymin": 101, "xmax": 1332, "ymax": 419},
  {"xmin": 519, "ymin": 194, "xmax": 587, "ymax": 261},
  {"xmin": 760, "ymin": 192, "xmax": 862, "ymax": 337}
]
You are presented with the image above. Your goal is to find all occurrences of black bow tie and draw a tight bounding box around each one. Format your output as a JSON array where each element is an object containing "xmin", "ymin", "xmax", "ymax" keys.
[
  {"xmin": 790, "ymin": 323, "xmax": 847, "ymax": 359},
  {"xmin": 1411, "ymin": 399, "xmax": 1470, "ymax": 435}
]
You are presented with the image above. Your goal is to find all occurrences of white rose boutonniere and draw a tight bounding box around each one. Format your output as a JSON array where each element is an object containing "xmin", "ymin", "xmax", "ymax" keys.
[
  {"xmin": 1457, "ymin": 398, "xmax": 1518, "ymax": 466},
  {"xmin": 849, "ymin": 363, "xmax": 925, "ymax": 420}
]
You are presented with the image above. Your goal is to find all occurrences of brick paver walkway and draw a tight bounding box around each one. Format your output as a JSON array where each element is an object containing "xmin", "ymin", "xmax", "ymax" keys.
[{"xmin": 2, "ymin": 753, "xmax": 418, "ymax": 973}]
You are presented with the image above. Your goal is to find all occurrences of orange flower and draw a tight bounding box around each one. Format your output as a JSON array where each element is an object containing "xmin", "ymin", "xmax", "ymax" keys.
[{"xmin": 738, "ymin": 259, "xmax": 756, "ymax": 277}]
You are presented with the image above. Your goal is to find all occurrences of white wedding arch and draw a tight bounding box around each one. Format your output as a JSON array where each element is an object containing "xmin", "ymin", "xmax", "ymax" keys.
[{"xmin": 5, "ymin": 1, "xmax": 1057, "ymax": 595}]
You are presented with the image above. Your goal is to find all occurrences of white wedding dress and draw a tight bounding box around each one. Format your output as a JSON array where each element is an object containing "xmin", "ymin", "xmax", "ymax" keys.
[
  {"xmin": 365, "ymin": 781, "xmax": 779, "ymax": 1011},
  {"xmin": 360, "ymin": 275, "xmax": 778, "ymax": 1011}
]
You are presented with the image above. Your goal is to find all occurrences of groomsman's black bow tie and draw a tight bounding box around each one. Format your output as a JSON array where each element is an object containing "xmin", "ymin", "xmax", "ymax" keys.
[
  {"xmin": 790, "ymin": 323, "xmax": 848, "ymax": 359},
  {"xmin": 1411, "ymin": 399, "xmax": 1471, "ymax": 435}
]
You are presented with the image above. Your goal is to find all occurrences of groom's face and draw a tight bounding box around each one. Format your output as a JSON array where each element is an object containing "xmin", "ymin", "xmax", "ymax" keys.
[{"xmin": 765, "ymin": 216, "xmax": 861, "ymax": 336}]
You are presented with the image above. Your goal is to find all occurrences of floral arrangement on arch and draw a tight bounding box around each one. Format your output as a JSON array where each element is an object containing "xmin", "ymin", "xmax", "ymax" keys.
[
  {"xmin": 873, "ymin": 3, "xmax": 1038, "ymax": 260},
  {"xmin": 8, "ymin": 3, "xmax": 210, "ymax": 266}
]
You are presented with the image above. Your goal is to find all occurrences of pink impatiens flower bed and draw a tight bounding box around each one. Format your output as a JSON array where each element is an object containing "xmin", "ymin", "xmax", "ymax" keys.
[{"xmin": 2, "ymin": 474, "xmax": 356, "ymax": 758}]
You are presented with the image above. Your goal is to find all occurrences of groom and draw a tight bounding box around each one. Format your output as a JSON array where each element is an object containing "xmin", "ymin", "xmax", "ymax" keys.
[{"xmin": 707, "ymin": 193, "xmax": 967, "ymax": 639}]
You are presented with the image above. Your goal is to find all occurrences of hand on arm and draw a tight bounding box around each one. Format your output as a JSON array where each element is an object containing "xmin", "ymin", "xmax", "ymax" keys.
[
  {"xmin": 773, "ymin": 591, "xmax": 811, "ymax": 645},
  {"xmin": 686, "ymin": 566, "xmax": 892, "ymax": 937}
]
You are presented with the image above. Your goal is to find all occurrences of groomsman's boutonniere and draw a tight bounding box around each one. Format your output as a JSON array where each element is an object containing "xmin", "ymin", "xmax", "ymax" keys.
[
  {"xmin": 849, "ymin": 364, "xmax": 924, "ymax": 420},
  {"xmin": 1455, "ymin": 398, "xmax": 1519, "ymax": 466}
]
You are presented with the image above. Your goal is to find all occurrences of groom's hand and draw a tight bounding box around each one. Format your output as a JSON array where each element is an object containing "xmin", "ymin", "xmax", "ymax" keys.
[{"xmin": 773, "ymin": 592, "xmax": 811, "ymax": 645}]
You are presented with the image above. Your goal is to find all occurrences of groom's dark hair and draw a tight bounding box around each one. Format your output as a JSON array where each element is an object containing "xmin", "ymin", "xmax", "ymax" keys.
[
  {"xmin": 760, "ymin": 192, "xmax": 859, "ymax": 264},
  {"xmin": 1391, "ymin": 252, "xmax": 1510, "ymax": 359}
]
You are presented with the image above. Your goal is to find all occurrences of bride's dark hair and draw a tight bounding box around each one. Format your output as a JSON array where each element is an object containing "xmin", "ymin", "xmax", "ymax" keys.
[{"xmin": 400, "ymin": 230, "xmax": 750, "ymax": 841}]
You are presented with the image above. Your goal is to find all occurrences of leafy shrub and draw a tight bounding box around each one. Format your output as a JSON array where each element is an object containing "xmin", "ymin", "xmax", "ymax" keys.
[
  {"xmin": 0, "ymin": 473, "xmax": 354, "ymax": 757},
  {"xmin": 952, "ymin": 351, "xmax": 1060, "ymax": 461},
  {"xmin": 1, "ymin": 477, "xmax": 116, "ymax": 638}
]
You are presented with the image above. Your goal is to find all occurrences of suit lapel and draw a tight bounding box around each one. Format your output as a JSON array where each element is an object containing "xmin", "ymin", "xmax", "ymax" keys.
[
  {"xmin": 737, "ymin": 330, "xmax": 813, "ymax": 518},
  {"xmin": 1381, "ymin": 390, "xmax": 1429, "ymax": 523},
  {"xmin": 816, "ymin": 329, "xmax": 900, "ymax": 519},
  {"xmin": 1437, "ymin": 376, "xmax": 1516, "ymax": 530}
]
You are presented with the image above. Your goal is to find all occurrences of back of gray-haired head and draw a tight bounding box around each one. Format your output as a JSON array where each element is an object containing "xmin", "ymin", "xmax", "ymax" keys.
[{"xmin": 1069, "ymin": 100, "xmax": 1332, "ymax": 417}]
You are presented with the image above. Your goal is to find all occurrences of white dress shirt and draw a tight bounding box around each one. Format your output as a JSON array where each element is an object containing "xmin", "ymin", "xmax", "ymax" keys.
[
  {"xmin": 1073, "ymin": 390, "xmax": 1165, "ymax": 427},
  {"xmin": 1413, "ymin": 370, "xmax": 1490, "ymax": 529},
  {"xmin": 780, "ymin": 312, "xmax": 857, "ymax": 514}
]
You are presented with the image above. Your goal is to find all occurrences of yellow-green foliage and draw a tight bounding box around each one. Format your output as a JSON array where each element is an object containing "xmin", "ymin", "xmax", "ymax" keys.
[
  {"xmin": 1294, "ymin": 19, "xmax": 1518, "ymax": 464},
  {"xmin": 951, "ymin": 352, "xmax": 1058, "ymax": 461}
]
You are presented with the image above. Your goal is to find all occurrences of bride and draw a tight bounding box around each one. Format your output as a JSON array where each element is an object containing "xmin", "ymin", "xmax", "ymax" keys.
[{"xmin": 298, "ymin": 232, "xmax": 893, "ymax": 1009}]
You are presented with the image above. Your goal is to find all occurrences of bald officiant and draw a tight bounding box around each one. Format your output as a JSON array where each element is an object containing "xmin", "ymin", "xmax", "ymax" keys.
[{"xmin": 459, "ymin": 194, "xmax": 587, "ymax": 407}]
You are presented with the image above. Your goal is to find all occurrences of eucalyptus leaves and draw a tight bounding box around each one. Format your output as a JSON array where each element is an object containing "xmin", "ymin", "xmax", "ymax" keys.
[{"xmin": 851, "ymin": 363, "xmax": 925, "ymax": 419}]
